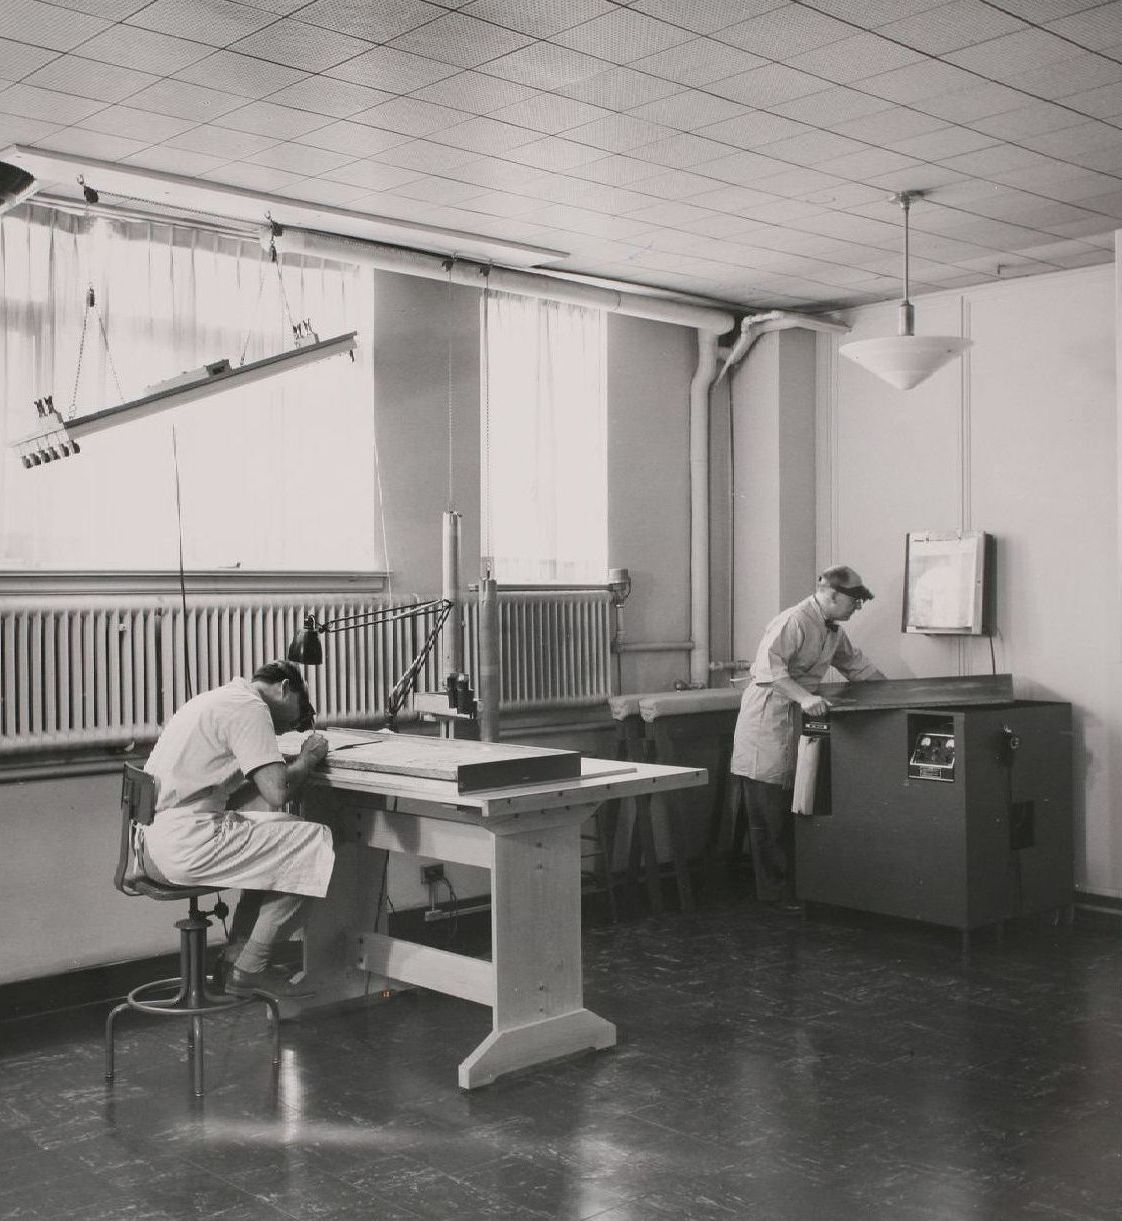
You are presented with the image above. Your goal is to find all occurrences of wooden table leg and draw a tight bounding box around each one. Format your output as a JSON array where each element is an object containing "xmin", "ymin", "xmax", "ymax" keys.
[{"xmin": 458, "ymin": 810, "xmax": 616, "ymax": 1088}]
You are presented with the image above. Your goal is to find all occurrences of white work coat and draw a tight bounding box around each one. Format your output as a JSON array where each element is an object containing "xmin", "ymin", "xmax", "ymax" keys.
[
  {"xmin": 142, "ymin": 678, "xmax": 334, "ymax": 897},
  {"xmin": 731, "ymin": 596, "xmax": 881, "ymax": 787}
]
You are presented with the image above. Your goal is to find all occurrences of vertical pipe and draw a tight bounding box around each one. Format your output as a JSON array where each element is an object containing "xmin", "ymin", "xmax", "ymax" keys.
[
  {"xmin": 442, "ymin": 510, "xmax": 463, "ymax": 680},
  {"xmin": 478, "ymin": 575, "xmax": 500, "ymax": 742},
  {"xmin": 690, "ymin": 330, "xmax": 719, "ymax": 687}
]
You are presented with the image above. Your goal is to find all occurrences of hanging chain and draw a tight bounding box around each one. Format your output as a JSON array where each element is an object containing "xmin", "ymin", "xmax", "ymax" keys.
[
  {"xmin": 68, "ymin": 294, "xmax": 92, "ymax": 418},
  {"xmin": 95, "ymin": 303, "xmax": 124, "ymax": 403},
  {"xmin": 238, "ymin": 252, "xmax": 270, "ymax": 367}
]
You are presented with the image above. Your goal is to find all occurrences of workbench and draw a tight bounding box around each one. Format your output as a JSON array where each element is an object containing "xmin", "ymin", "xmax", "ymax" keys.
[
  {"xmin": 285, "ymin": 730, "xmax": 707, "ymax": 1088},
  {"xmin": 609, "ymin": 688, "xmax": 742, "ymax": 911}
]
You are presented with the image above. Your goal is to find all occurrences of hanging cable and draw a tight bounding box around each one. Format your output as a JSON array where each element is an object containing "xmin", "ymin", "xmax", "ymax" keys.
[
  {"xmin": 479, "ymin": 265, "xmax": 493, "ymax": 577},
  {"xmin": 170, "ymin": 424, "xmax": 194, "ymax": 703}
]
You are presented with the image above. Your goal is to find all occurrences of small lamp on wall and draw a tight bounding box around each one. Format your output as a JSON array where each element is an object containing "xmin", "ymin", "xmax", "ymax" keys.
[{"xmin": 839, "ymin": 192, "xmax": 972, "ymax": 391}]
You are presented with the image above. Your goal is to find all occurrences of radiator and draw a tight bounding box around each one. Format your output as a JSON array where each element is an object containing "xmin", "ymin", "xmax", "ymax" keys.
[{"xmin": 0, "ymin": 588, "xmax": 613, "ymax": 755}]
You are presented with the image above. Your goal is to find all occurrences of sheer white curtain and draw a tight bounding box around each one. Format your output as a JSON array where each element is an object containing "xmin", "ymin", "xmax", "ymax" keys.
[
  {"xmin": 0, "ymin": 203, "xmax": 378, "ymax": 571},
  {"xmin": 482, "ymin": 290, "xmax": 607, "ymax": 584}
]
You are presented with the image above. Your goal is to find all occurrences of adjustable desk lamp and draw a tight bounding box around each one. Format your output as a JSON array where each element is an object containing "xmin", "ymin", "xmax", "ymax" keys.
[{"xmin": 287, "ymin": 597, "xmax": 475, "ymax": 730}]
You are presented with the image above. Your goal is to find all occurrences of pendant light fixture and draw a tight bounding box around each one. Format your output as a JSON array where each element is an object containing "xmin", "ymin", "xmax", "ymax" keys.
[{"xmin": 839, "ymin": 191, "xmax": 971, "ymax": 391}]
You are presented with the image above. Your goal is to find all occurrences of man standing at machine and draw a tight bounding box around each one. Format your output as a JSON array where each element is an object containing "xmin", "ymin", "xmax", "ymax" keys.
[{"xmin": 732, "ymin": 566, "xmax": 885, "ymax": 912}]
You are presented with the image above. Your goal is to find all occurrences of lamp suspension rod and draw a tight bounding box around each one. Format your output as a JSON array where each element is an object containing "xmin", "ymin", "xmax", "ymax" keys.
[{"xmin": 895, "ymin": 190, "xmax": 918, "ymax": 338}]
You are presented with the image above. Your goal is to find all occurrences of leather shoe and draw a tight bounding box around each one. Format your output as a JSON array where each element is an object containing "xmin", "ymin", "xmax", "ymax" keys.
[{"xmin": 226, "ymin": 966, "xmax": 315, "ymax": 999}]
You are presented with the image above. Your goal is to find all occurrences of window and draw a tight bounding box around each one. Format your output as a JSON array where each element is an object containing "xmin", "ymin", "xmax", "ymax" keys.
[
  {"xmin": 0, "ymin": 204, "xmax": 377, "ymax": 571},
  {"xmin": 481, "ymin": 290, "xmax": 607, "ymax": 584}
]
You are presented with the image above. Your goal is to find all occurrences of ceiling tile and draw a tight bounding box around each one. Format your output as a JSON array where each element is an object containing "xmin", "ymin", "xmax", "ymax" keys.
[
  {"xmin": 265, "ymin": 76, "xmax": 394, "ymax": 118},
  {"xmin": 431, "ymin": 115, "xmax": 541, "ymax": 154},
  {"xmin": 488, "ymin": 92, "xmax": 612, "ymax": 134},
  {"xmin": 709, "ymin": 64, "xmax": 830, "ymax": 107},
  {"xmin": 284, "ymin": 177, "xmax": 372, "ymax": 205},
  {"xmin": 558, "ymin": 67, "xmax": 682, "ymax": 110},
  {"xmin": 201, "ymin": 163, "xmax": 306, "ymax": 192},
  {"xmin": 817, "ymin": 146, "xmax": 926, "ymax": 179},
  {"xmin": 388, "ymin": 175, "xmax": 489, "ymax": 205},
  {"xmin": 215, "ymin": 100, "xmax": 335, "ymax": 137},
  {"xmin": 561, "ymin": 114, "xmax": 675, "ymax": 152},
  {"xmin": 47, "ymin": 0, "xmax": 151, "ymax": 17},
  {"xmin": 0, "ymin": 82, "xmax": 104, "ymax": 124},
  {"xmin": 633, "ymin": 0, "xmax": 780, "ymax": 35},
  {"xmin": 609, "ymin": 168, "xmax": 715, "ymax": 199},
  {"xmin": 446, "ymin": 155, "xmax": 547, "ymax": 188},
  {"xmin": 458, "ymin": 187, "xmax": 547, "ymax": 216},
  {"xmin": 3, "ymin": 0, "xmax": 110, "ymax": 52},
  {"xmin": 375, "ymin": 138, "xmax": 480, "ymax": 172},
  {"xmin": 754, "ymin": 129, "xmax": 867, "ymax": 167},
  {"xmin": 750, "ymin": 166, "xmax": 853, "ymax": 198},
  {"xmin": 0, "ymin": 38, "xmax": 57, "ymax": 81},
  {"xmin": 354, "ymin": 96, "xmax": 468, "ymax": 136},
  {"xmin": 78, "ymin": 104, "xmax": 196, "ymax": 141},
  {"xmin": 232, "ymin": 0, "xmax": 307, "ymax": 10},
  {"xmin": 554, "ymin": 9, "xmax": 695, "ymax": 61},
  {"xmin": 717, "ymin": 6, "xmax": 851, "ymax": 59},
  {"xmin": 328, "ymin": 45, "xmax": 460, "ymax": 91},
  {"xmin": 685, "ymin": 183, "xmax": 782, "ymax": 213},
  {"xmin": 248, "ymin": 141, "xmax": 356, "ymax": 175},
  {"xmin": 940, "ymin": 143, "xmax": 1054, "ymax": 175},
  {"xmin": 698, "ymin": 111, "xmax": 811, "ymax": 147},
  {"xmin": 0, "ymin": 114, "xmax": 64, "ymax": 146},
  {"xmin": 1060, "ymin": 79, "xmax": 1122, "ymax": 117},
  {"xmin": 631, "ymin": 39, "xmax": 762, "ymax": 87},
  {"xmin": 294, "ymin": 119, "xmax": 410, "ymax": 156},
  {"xmin": 949, "ymin": 29, "xmax": 1083, "ymax": 74},
  {"xmin": 917, "ymin": 82, "xmax": 1030, "ymax": 123},
  {"xmin": 389, "ymin": 12, "xmax": 534, "ymax": 68},
  {"xmin": 162, "ymin": 124, "xmax": 280, "ymax": 158},
  {"xmin": 772, "ymin": 86, "xmax": 892, "ymax": 126},
  {"xmin": 297, "ymin": 0, "xmax": 445, "ymax": 42},
  {"xmin": 25, "ymin": 55, "xmax": 159, "ymax": 104},
  {"xmin": 505, "ymin": 134, "xmax": 607, "ymax": 170},
  {"xmin": 876, "ymin": 0, "xmax": 1025, "ymax": 55},
  {"xmin": 701, "ymin": 149, "xmax": 793, "ymax": 186},
  {"xmin": 79, "ymin": 25, "xmax": 213, "ymax": 74},
  {"xmin": 858, "ymin": 59, "xmax": 978, "ymax": 104},
  {"xmin": 831, "ymin": 106, "xmax": 945, "ymax": 143},
  {"xmin": 410, "ymin": 71, "xmax": 537, "ymax": 113},
  {"xmin": 485, "ymin": 43, "xmax": 606, "ymax": 90},
  {"xmin": 124, "ymin": 145, "xmax": 229, "ymax": 175},
  {"xmin": 888, "ymin": 126, "xmax": 997, "ymax": 160},
  {"xmin": 33, "ymin": 127, "xmax": 147, "ymax": 159},
  {"xmin": 786, "ymin": 33, "xmax": 924, "ymax": 85},
  {"xmin": 318, "ymin": 158, "xmax": 422, "ymax": 188},
  {"xmin": 968, "ymin": 103, "xmax": 1089, "ymax": 140},
  {"xmin": 1046, "ymin": 1, "xmax": 1122, "ymax": 49},
  {"xmin": 627, "ymin": 91, "xmax": 746, "ymax": 131},
  {"xmin": 464, "ymin": 0, "xmax": 615, "ymax": 38},
  {"xmin": 801, "ymin": 0, "xmax": 954, "ymax": 23},
  {"xmin": 567, "ymin": 153, "xmax": 672, "ymax": 185},
  {"xmin": 628, "ymin": 132, "xmax": 735, "ymax": 168},
  {"xmin": 173, "ymin": 52, "xmax": 309, "ymax": 99},
  {"xmin": 125, "ymin": 79, "xmax": 246, "ymax": 122},
  {"xmin": 1004, "ymin": 54, "xmax": 1122, "ymax": 101},
  {"xmin": 125, "ymin": 0, "xmax": 276, "ymax": 46},
  {"xmin": 233, "ymin": 20, "xmax": 374, "ymax": 73}
]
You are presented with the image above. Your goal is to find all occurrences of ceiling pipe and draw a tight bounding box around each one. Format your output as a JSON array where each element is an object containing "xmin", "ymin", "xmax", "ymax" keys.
[
  {"xmin": 690, "ymin": 331, "xmax": 720, "ymax": 689},
  {"xmin": 281, "ymin": 227, "xmax": 735, "ymax": 334},
  {"xmin": 717, "ymin": 310, "xmax": 850, "ymax": 382}
]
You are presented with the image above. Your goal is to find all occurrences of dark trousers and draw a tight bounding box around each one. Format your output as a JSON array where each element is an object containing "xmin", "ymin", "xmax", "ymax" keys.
[{"xmin": 739, "ymin": 777, "xmax": 796, "ymax": 903}]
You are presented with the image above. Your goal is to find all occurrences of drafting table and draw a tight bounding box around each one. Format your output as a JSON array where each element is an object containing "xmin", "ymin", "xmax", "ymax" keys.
[{"xmin": 284, "ymin": 729, "xmax": 707, "ymax": 1089}]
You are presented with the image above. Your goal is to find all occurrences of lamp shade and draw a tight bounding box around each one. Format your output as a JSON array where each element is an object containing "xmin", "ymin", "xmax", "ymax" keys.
[
  {"xmin": 287, "ymin": 619, "xmax": 323, "ymax": 664},
  {"xmin": 838, "ymin": 334, "xmax": 972, "ymax": 391}
]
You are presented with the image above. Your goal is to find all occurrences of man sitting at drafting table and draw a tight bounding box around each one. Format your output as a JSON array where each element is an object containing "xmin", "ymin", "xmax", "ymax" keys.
[{"xmin": 141, "ymin": 659, "xmax": 332, "ymax": 999}]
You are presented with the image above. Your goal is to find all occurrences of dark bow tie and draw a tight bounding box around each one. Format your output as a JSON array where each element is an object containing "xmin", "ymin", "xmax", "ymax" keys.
[{"xmin": 825, "ymin": 621, "xmax": 838, "ymax": 632}]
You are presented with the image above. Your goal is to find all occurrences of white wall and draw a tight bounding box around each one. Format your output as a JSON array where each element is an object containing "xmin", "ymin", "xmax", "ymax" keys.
[{"xmin": 817, "ymin": 262, "xmax": 1119, "ymax": 895}]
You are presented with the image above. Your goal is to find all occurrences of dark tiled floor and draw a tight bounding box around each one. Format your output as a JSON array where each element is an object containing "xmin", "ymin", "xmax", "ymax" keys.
[{"xmin": 3, "ymin": 878, "xmax": 1122, "ymax": 1220}]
